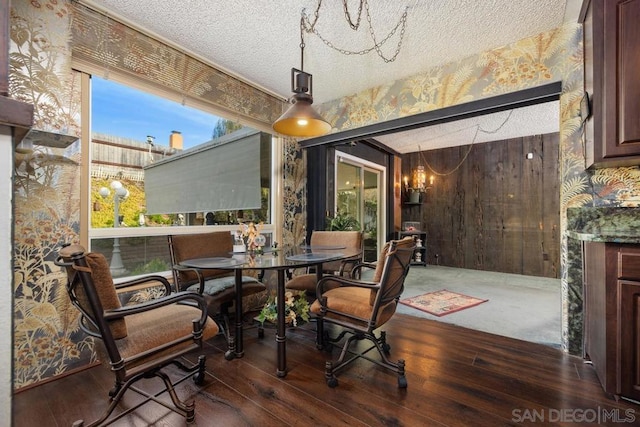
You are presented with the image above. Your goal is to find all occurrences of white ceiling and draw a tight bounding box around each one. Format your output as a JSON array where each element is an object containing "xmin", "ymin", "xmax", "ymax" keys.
[{"xmin": 88, "ymin": 0, "xmax": 582, "ymax": 152}]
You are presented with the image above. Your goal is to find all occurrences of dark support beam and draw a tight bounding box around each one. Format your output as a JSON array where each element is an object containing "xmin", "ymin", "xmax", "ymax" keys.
[{"xmin": 300, "ymin": 82, "xmax": 562, "ymax": 148}]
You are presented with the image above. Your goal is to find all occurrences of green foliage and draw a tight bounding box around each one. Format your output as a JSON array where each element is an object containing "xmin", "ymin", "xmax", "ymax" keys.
[
  {"xmin": 91, "ymin": 178, "xmax": 147, "ymax": 228},
  {"xmin": 325, "ymin": 210, "xmax": 361, "ymax": 231},
  {"xmin": 128, "ymin": 258, "xmax": 171, "ymax": 276},
  {"xmin": 144, "ymin": 214, "xmax": 175, "ymax": 226},
  {"xmin": 212, "ymin": 118, "xmax": 244, "ymax": 139},
  {"xmin": 257, "ymin": 291, "xmax": 310, "ymax": 326}
]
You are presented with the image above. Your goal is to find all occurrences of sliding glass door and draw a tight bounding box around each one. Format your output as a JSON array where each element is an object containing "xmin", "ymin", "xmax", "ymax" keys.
[{"xmin": 335, "ymin": 153, "xmax": 385, "ymax": 262}]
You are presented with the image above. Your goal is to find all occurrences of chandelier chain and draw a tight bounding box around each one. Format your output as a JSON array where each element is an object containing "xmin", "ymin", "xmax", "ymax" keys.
[
  {"xmin": 343, "ymin": 0, "xmax": 364, "ymax": 30},
  {"xmin": 301, "ymin": 0, "xmax": 409, "ymax": 63}
]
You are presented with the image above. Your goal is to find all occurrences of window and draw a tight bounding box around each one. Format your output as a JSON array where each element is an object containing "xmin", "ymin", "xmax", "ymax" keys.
[{"xmin": 89, "ymin": 76, "xmax": 275, "ymax": 277}]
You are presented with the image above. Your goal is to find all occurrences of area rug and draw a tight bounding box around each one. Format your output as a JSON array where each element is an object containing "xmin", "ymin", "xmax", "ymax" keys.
[{"xmin": 400, "ymin": 289, "xmax": 488, "ymax": 317}]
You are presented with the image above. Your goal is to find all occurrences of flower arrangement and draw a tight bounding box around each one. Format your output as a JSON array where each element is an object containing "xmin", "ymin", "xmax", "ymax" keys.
[
  {"xmin": 257, "ymin": 291, "xmax": 310, "ymax": 327},
  {"xmin": 236, "ymin": 221, "xmax": 265, "ymax": 252}
]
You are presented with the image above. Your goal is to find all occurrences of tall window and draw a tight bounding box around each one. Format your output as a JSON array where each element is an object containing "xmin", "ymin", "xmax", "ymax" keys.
[{"xmin": 90, "ymin": 76, "xmax": 274, "ymax": 277}]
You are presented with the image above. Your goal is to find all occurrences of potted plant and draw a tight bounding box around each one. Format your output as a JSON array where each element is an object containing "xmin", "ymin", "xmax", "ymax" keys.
[
  {"xmin": 257, "ymin": 291, "xmax": 310, "ymax": 328},
  {"xmin": 325, "ymin": 210, "xmax": 361, "ymax": 231}
]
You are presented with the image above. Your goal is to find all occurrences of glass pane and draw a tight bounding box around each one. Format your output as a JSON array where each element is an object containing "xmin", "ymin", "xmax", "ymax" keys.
[
  {"xmin": 336, "ymin": 161, "xmax": 362, "ymax": 227},
  {"xmin": 93, "ymin": 232, "xmax": 275, "ymax": 278},
  {"xmin": 91, "ymin": 236, "xmax": 172, "ymax": 279},
  {"xmin": 363, "ymin": 169, "xmax": 379, "ymax": 262},
  {"xmin": 90, "ymin": 76, "xmax": 272, "ymax": 231}
]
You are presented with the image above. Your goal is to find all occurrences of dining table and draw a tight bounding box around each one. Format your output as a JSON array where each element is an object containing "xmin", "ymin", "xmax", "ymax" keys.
[{"xmin": 178, "ymin": 244, "xmax": 362, "ymax": 377}]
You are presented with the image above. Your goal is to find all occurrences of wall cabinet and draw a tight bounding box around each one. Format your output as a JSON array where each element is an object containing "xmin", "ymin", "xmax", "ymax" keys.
[
  {"xmin": 397, "ymin": 231, "xmax": 427, "ymax": 266},
  {"xmin": 583, "ymin": 242, "xmax": 640, "ymax": 401},
  {"xmin": 581, "ymin": 0, "xmax": 640, "ymax": 167}
]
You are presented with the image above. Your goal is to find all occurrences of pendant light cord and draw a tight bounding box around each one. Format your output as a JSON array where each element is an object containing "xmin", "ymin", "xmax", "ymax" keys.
[
  {"xmin": 420, "ymin": 110, "xmax": 514, "ymax": 176},
  {"xmin": 299, "ymin": 16, "xmax": 306, "ymax": 72}
]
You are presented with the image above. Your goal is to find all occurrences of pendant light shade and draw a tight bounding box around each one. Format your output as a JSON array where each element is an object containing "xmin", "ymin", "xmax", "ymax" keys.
[
  {"xmin": 272, "ymin": 68, "xmax": 331, "ymax": 138},
  {"xmin": 273, "ymin": 93, "xmax": 331, "ymax": 137}
]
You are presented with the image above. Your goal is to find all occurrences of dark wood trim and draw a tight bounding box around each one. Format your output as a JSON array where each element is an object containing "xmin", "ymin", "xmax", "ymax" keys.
[
  {"xmin": 0, "ymin": 97, "xmax": 33, "ymax": 129},
  {"xmin": 578, "ymin": 0, "xmax": 592, "ymax": 23},
  {"xmin": 0, "ymin": 96, "xmax": 34, "ymax": 143},
  {"xmin": 300, "ymin": 82, "xmax": 563, "ymax": 148}
]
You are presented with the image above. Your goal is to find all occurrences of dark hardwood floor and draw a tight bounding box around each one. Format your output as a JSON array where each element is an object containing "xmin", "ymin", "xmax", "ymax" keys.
[{"xmin": 13, "ymin": 313, "xmax": 638, "ymax": 426}]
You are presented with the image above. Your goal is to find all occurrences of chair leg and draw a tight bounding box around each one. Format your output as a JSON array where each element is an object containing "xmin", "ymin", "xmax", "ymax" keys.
[
  {"xmin": 325, "ymin": 361, "xmax": 338, "ymax": 388},
  {"xmin": 192, "ymin": 354, "xmax": 207, "ymax": 385},
  {"xmin": 73, "ymin": 356, "xmax": 207, "ymax": 426},
  {"xmin": 315, "ymin": 317, "xmax": 324, "ymax": 350},
  {"xmin": 155, "ymin": 370, "xmax": 196, "ymax": 423},
  {"xmin": 321, "ymin": 327, "xmax": 408, "ymax": 388}
]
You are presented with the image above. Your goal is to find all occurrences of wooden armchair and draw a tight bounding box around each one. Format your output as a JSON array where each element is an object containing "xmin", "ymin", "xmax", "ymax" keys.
[
  {"xmin": 55, "ymin": 244, "xmax": 219, "ymax": 426},
  {"xmin": 311, "ymin": 237, "xmax": 415, "ymax": 388},
  {"xmin": 168, "ymin": 232, "xmax": 266, "ymax": 346},
  {"xmin": 286, "ymin": 230, "xmax": 363, "ymax": 298}
]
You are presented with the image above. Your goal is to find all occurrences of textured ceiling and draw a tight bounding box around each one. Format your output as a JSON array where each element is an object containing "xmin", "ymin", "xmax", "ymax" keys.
[
  {"xmin": 88, "ymin": 0, "xmax": 581, "ymax": 151},
  {"xmin": 375, "ymin": 101, "xmax": 560, "ymax": 153}
]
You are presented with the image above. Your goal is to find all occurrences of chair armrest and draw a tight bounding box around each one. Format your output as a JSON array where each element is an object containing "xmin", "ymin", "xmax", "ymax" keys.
[
  {"xmin": 114, "ymin": 275, "xmax": 172, "ymax": 296},
  {"xmin": 172, "ymin": 264, "xmax": 206, "ymax": 293},
  {"xmin": 337, "ymin": 257, "xmax": 362, "ymax": 277},
  {"xmin": 349, "ymin": 262, "xmax": 377, "ymax": 279},
  {"xmin": 104, "ymin": 290, "xmax": 208, "ymax": 325},
  {"xmin": 316, "ymin": 274, "xmax": 380, "ymax": 296}
]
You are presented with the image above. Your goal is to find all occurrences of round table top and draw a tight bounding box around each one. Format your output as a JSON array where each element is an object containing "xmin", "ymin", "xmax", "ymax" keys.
[{"xmin": 179, "ymin": 245, "xmax": 362, "ymax": 271}]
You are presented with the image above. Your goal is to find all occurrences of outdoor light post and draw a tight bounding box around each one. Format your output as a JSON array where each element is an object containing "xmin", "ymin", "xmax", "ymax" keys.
[{"xmin": 99, "ymin": 180, "xmax": 129, "ymax": 276}]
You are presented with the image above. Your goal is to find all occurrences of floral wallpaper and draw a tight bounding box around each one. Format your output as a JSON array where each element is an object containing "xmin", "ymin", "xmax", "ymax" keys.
[
  {"xmin": 70, "ymin": 2, "xmax": 283, "ymax": 128},
  {"xmin": 13, "ymin": 140, "xmax": 95, "ymax": 389},
  {"xmin": 282, "ymin": 137, "xmax": 307, "ymax": 248},
  {"xmin": 10, "ymin": 0, "xmax": 80, "ymax": 137},
  {"xmin": 10, "ymin": 0, "xmax": 89, "ymax": 389},
  {"xmin": 9, "ymin": 0, "xmax": 640, "ymax": 390}
]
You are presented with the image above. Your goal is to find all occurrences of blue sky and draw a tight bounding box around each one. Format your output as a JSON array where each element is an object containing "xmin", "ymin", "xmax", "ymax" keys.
[{"xmin": 91, "ymin": 77, "xmax": 221, "ymax": 149}]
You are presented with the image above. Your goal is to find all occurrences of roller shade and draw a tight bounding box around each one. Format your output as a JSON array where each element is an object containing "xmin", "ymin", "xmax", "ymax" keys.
[{"xmin": 144, "ymin": 129, "xmax": 262, "ymax": 214}]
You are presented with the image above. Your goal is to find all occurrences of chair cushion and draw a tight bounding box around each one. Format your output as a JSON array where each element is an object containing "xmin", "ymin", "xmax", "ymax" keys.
[
  {"xmin": 285, "ymin": 273, "xmax": 317, "ymax": 292},
  {"xmin": 286, "ymin": 274, "xmax": 341, "ymax": 293},
  {"xmin": 310, "ymin": 287, "xmax": 397, "ymax": 328},
  {"xmin": 186, "ymin": 275, "xmax": 263, "ymax": 297},
  {"xmin": 116, "ymin": 303, "xmax": 219, "ymax": 371},
  {"xmin": 84, "ymin": 253, "xmax": 128, "ymax": 339}
]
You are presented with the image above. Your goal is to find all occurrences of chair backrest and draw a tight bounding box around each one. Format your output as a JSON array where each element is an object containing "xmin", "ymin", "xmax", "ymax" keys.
[
  {"xmin": 56, "ymin": 244, "xmax": 130, "ymax": 371},
  {"xmin": 370, "ymin": 237, "xmax": 415, "ymax": 306},
  {"xmin": 310, "ymin": 230, "xmax": 363, "ymax": 273},
  {"xmin": 168, "ymin": 231, "xmax": 234, "ymax": 290},
  {"xmin": 58, "ymin": 244, "xmax": 128, "ymax": 340}
]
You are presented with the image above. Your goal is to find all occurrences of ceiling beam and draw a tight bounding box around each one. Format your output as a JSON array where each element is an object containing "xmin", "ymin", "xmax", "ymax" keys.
[{"xmin": 300, "ymin": 81, "xmax": 563, "ymax": 149}]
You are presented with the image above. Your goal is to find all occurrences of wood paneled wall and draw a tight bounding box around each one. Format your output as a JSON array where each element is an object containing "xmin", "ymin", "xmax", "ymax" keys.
[{"xmin": 401, "ymin": 133, "xmax": 559, "ymax": 278}]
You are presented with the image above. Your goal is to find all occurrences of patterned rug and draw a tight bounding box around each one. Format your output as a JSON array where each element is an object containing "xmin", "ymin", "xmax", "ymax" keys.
[{"xmin": 400, "ymin": 289, "xmax": 488, "ymax": 317}]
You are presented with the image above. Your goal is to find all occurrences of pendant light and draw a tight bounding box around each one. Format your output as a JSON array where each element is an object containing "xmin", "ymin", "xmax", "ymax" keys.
[
  {"xmin": 272, "ymin": 68, "xmax": 331, "ymax": 137},
  {"xmin": 272, "ymin": 17, "xmax": 331, "ymax": 138}
]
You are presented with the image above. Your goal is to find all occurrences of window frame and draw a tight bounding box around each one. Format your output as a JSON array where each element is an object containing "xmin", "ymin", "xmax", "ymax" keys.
[{"xmin": 80, "ymin": 70, "xmax": 282, "ymax": 266}]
